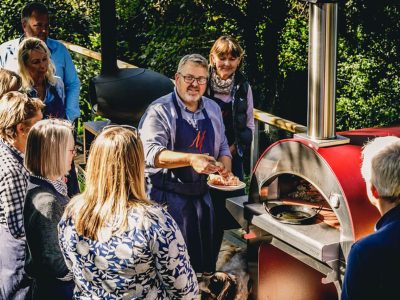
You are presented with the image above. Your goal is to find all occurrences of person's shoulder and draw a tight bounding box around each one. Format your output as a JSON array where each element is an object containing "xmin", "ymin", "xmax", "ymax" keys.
[
  {"xmin": 26, "ymin": 186, "xmax": 62, "ymax": 214},
  {"xmin": 151, "ymin": 92, "xmax": 174, "ymax": 106},
  {"xmin": 350, "ymin": 227, "xmax": 395, "ymax": 258},
  {"xmin": 203, "ymin": 96, "xmax": 222, "ymax": 112},
  {"xmin": 146, "ymin": 93, "xmax": 175, "ymax": 114},
  {"xmin": 0, "ymin": 38, "xmax": 19, "ymax": 50},
  {"xmin": 0, "ymin": 148, "xmax": 25, "ymax": 176},
  {"xmin": 235, "ymin": 70, "xmax": 249, "ymax": 84},
  {"xmin": 46, "ymin": 38, "xmax": 67, "ymax": 51},
  {"xmin": 203, "ymin": 95, "xmax": 219, "ymax": 107},
  {"xmin": 373, "ymin": 220, "xmax": 400, "ymax": 246},
  {"xmin": 143, "ymin": 203, "xmax": 169, "ymax": 219}
]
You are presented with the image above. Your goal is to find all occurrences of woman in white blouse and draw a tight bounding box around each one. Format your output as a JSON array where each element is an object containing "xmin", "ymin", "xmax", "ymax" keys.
[{"xmin": 58, "ymin": 125, "xmax": 199, "ymax": 299}]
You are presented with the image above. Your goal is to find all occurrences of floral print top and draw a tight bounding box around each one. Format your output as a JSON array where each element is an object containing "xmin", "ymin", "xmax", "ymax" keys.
[{"xmin": 58, "ymin": 204, "xmax": 199, "ymax": 299}]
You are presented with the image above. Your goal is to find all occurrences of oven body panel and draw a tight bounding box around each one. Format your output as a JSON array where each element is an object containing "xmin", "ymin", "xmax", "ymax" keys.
[{"xmin": 258, "ymin": 243, "xmax": 338, "ymax": 300}]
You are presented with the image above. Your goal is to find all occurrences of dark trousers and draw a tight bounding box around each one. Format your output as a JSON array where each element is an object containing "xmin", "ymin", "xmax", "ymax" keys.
[{"xmin": 31, "ymin": 278, "xmax": 74, "ymax": 300}]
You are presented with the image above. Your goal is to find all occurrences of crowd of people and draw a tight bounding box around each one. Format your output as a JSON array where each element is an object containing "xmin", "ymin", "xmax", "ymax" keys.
[{"xmin": 0, "ymin": 2, "xmax": 399, "ymax": 300}]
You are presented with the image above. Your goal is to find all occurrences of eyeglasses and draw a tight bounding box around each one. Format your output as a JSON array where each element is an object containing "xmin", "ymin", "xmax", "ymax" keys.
[
  {"xmin": 178, "ymin": 73, "xmax": 208, "ymax": 85},
  {"xmin": 102, "ymin": 124, "xmax": 139, "ymax": 137},
  {"xmin": 68, "ymin": 145, "xmax": 78, "ymax": 156}
]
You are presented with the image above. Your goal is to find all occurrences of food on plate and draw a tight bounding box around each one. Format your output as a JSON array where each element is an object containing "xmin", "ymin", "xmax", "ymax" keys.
[{"xmin": 208, "ymin": 174, "xmax": 240, "ymax": 186}]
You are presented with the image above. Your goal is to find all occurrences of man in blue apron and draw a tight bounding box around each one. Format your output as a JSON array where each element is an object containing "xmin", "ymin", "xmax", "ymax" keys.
[
  {"xmin": 139, "ymin": 54, "xmax": 232, "ymax": 273},
  {"xmin": 0, "ymin": 91, "xmax": 43, "ymax": 300}
]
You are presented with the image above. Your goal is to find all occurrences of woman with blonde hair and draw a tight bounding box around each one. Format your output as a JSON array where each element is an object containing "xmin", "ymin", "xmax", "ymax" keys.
[
  {"xmin": 59, "ymin": 126, "xmax": 198, "ymax": 299},
  {"xmin": 23, "ymin": 118, "xmax": 75, "ymax": 299},
  {"xmin": 18, "ymin": 37, "xmax": 80, "ymax": 197},
  {"xmin": 18, "ymin": 37, "xmax": 66, "ymax": 120},
  {"xmin": 0, "ymin": 68, "xmax": 22, "ymax": 96}
]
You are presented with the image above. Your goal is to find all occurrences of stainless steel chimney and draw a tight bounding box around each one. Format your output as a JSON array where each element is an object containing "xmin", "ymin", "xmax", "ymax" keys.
[{"xmin": 296, "ymin": 0, "xmax": 349, "ymax": 146}]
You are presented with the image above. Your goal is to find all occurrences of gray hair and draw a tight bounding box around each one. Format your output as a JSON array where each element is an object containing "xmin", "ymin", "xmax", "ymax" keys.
[
  {"xmin": 361, "ymin": 136, "xmax": 400, "ymax": 203},
  {"xmin": 177, "ymin": 54, "xmax": 209, "ymax": 75}
]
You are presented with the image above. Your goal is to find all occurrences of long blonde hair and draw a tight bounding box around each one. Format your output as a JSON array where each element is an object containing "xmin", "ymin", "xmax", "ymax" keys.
[
  {"xmin": 64, "ymin": 126, "xmax": 151, "ymax": 240},
  {"xmin": 17, "ymin": 37, "xmax": 57, "ymax": 90}
]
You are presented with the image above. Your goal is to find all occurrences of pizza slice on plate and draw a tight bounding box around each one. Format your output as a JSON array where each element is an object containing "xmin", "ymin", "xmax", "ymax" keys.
[{"xmin": 208, "ymin": 174, "xmax": 240, "ymax": 186}]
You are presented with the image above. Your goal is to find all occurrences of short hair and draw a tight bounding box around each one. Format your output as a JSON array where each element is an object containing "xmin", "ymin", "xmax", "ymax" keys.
[
  {"xmin": 21, "ymin": 2, "xmax": 48, "ymax": 22},
  {"xmin": 0, "ymin": 91, "xmax": 44, "ymax": 143},
  {"xmin": 0, "ymin": 69, "xmax": 22, "ymax": 97},
  {"xmin": 18, "ymin": 37, "xmax": 57, "ymax": 90},
  {"xmin": 177, "ymin": 54, "xmax": 209, "ymax": 75},
  {"xmin": 25, "ymin": 119, "xmax": 74, "ymax": 178},
  {"xmin": 64, "ymin": 126, "xmax": 151, "ymax": 241},
  {"xmin": 361, "ymin": 136, "xmax": 400, "ymax": 203},
  {"xmin": 209, "ymin": 35, "xmax": 244, "ymax": 66}
]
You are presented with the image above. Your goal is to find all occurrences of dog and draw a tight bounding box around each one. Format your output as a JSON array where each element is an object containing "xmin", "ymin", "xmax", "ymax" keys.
[{"xmin": 199, "ymin": 245, "xmax": 251, "ymax": 300}]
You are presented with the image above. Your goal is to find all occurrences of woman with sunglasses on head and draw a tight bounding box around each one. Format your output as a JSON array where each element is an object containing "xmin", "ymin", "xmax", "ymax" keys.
[
  {"xmin": 18, "ymin": 37, "xmax": 66, "ymax": 120},
  {"xmin": 23, "ymin": 119, "xmax": 75, "ymax": 299},
  {"xmin": 18, "ymin": 37, "xmax": 80, "ymax": 197},
  {"xmin": 59, "ymin": 126, "xmax": 198, "ymax": 299}
]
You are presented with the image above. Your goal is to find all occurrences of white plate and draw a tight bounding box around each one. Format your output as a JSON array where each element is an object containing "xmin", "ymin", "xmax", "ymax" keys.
[{"xmin": 207, "ymin": 180, "xmax": 246, "ymax": 191}]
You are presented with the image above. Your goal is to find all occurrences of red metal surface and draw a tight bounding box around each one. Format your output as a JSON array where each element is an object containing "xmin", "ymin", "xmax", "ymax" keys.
[
  {"xmin": 317, "ymin": 144, "xmax": 380, "ymax": 241},
  {"xmin": 254, "ymin": 126, "xmax": 400, "ymax": 299},
  {"xmin": 258, "ymin": 243, "xmax": 338, "ymax": 300},
  {"xmin": 254, "ymin": 126, "xmax": 400, "ymax": 241},
  {"xmin": 338, "ymin": 125, "xmax": 400, "ymax": 146}
]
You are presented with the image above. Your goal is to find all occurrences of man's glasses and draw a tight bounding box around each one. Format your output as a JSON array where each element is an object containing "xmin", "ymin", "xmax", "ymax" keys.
[
  {"xmin": 178, "ymin": 73, "xmax": 208, "ymax": 85},
  {"xmin": 102, "ymin": 124, "xmax": 139, "ymax": 137}
]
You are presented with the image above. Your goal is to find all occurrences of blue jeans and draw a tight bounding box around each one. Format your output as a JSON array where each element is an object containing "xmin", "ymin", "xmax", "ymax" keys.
[{"xmin": 0, "ymin": 226, "xmax": 32, "ymax": 300}]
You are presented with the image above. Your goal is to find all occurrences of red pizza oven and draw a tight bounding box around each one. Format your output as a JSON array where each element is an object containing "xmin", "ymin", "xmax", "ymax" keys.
[{"xmin": 226, "ymin": 0, "xmax": 400, "ymax": 298}]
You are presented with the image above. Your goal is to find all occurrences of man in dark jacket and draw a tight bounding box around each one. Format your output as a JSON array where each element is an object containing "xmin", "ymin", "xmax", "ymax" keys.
[{"xmin": 342, "ymin": 136, "xmax": 400, "ymax": 300}]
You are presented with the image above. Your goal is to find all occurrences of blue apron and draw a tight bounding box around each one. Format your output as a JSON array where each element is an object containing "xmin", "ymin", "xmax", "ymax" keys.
[
  {"xmin": 0, "ymin": 141, "xmax": 32, "ymax": 300},
  {"xmin": 28, "ymin": 83, "xmax": 66, "ymax": 119},
  {"xmin": 147, "ymin": 93, "xmax": 217, "ymax": 272}
]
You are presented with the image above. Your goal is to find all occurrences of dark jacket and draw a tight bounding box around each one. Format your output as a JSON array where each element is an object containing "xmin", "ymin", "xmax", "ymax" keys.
[
  {"xmin": 206, "ymin": 69, "xmax": 253, "ymax": 152},
  {"xmin": 23, "ymin": 176, "xmax": 70, "ymax": 281},
  {"xmin": 342, "ymin": 204, "xmax": 400, "ymax": 300}
]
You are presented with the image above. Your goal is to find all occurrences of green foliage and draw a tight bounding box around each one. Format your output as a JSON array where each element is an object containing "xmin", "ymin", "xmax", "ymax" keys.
[
  {"xmin": 0, "ymin": 0, "xmax": 100, "ymax": 125},
  {"xmin": 0, "ymin": 0, "xmax": 398, "ymax": 130},
  {"xmin": 335, "ymin": 0, "xmax": 400, "ymax": 129},
  {"xmin": 336, "ymin": 41, "xmax": 400, "ymax": 130},
  {"xmin": 278, "ymin": 1, "xmax": 308, "ymax": 76}
]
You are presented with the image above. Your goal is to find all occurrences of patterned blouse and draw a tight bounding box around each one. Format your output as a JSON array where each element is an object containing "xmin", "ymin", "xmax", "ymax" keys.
[{"xmin": 58, "ymin": 204, "xmax": 199, "ymax": 299}]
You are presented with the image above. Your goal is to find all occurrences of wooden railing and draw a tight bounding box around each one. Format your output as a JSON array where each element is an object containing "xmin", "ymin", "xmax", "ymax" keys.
[{"xmin": 61, "ymin": 40, "xmax": 307, "ymax": 168}]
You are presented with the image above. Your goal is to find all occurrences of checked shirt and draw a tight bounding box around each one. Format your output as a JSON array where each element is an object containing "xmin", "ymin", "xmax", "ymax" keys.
[{"xmin": 0, "ymin": 140, "xmax": 29, "ymax": 239}]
